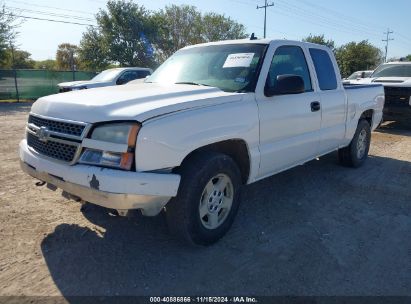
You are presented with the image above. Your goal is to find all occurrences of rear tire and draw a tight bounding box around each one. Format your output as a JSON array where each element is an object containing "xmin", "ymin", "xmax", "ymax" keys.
[
  {"xmin": 338, "ymin": 119, "xmax": 371, "ymax": 168},
  {"xmin": 166, "ymin": 152, "xmax": 242, "ymax": 246}
]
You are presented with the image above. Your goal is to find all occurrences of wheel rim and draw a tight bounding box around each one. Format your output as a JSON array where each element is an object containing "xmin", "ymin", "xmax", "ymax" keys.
[
  {"xmin": 356, "ymin": 128, "xmax": 368, "ymax": 159},
  {"xmin": 199, "ymin": 173, "xmax": 234, "ymax": 230}
]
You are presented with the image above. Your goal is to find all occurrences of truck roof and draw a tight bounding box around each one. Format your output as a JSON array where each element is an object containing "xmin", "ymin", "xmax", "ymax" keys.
[{"xmin": 183, "ymin": 38, "xmax": 330, "ymax": 50}]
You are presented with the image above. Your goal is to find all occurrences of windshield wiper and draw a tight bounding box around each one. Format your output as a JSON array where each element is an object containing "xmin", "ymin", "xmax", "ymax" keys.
[{"xmin": 175, "ymin": 81, "xmax": 212, "ymax": 87}]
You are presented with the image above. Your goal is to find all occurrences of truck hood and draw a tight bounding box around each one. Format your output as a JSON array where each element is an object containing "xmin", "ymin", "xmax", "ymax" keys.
[
  {"xmin": 351, "ymin": 77, "xmax": 411, "ymax": 87},
  {"xmin": 31, "ymin": 83, "xmax": 244, "ymax": 123},
  {"xmin": 57, "ymin": 80, "xmax": 110, "ymax": 89},
  {"xmin": 371, "ymin": 77, "xmax": 411, "ymax": 84}
]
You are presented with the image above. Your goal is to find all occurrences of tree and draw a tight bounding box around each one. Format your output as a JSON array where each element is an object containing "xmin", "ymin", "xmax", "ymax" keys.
[
  {"xmin": 153, "ymin": 5, "xmax": 247, "ymax": 62},
  {"xmin": 56, "ymin": 43, "xmax": 79, "ymax": 70},
  {"xmin": 34, "ymin": 59, "xmax": 57, "ymax": 70},
  {"xmin": 335, "ymin": 41, "xmax": 383, "ymax": 78},
  {"xmin": 8, "ymin": 49, "xmax": 34, "ymax": 68},
  {"xmin": 406, "ymin": 54, "xmax": 411, "ymax": 61},
  {"xmin": 302, "ymin": 34, "xmax": 335, "ymax": 51},
  {"xmin": 80, "ymin": 0, "xmax": 156, "ymax": 69},
  {"xmin": 0, "ymin": 5, "xmax": 18, "ymax": 67},
  {"xmin": 152, "ymin": 5, "xmax": 202, "ymax": 61},
  {"xmin": 78, "ymin": 1, "xmax": 249, "ymax": 68},
  {"xmin": 201, "ymin": 13, "xmax": 247, "ymax": 42},
  {"xmin": 0, "ymin": 48, "xmax": 35, "ymax": 69},
  {"xmin": 78, "ymin": 28, "xmax": 109, "ymax": 71}
]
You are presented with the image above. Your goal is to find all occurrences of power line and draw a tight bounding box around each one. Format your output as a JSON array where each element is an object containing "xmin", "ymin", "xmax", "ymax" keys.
[
  {"xmin": 275, "ymin": 0, "xmax": 382, "ymax": 39},
  {"xmin": 5, "ymin": 0, "xmax": 95, "ymax": 16},
  {"xmin": 1, "ymin": 12, "xmax": 96, "ymax": 26},
  {"xmin": 294, "ymin": 0, "xmax": 386, "ymax": 34},
  {"xmin": 6, "ymin": 6, "xmax": 95, "ymax": 22},
  {"xmin": 382, "ymin": 28, "xmax": 394, "ymax": 62},
  {"xmin": 256, "ymin": 0, "xmax": 274, "ymax": 38},
  {"xmin": 240, "ymin": 0, "xmax": 382, "ymax": 41}
]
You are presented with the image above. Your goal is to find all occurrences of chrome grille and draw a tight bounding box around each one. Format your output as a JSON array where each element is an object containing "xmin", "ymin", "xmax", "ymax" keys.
[
  {"xmin": 26, "ymin": 114, "xmax": 89, "ymax": 164},
  {"xmin": 28, "ymin": 114, "xmax": 85, "ymax": 137},
  {"xmin": 27, "ymin": 133, "xmax": 78, "ymax": 162}
]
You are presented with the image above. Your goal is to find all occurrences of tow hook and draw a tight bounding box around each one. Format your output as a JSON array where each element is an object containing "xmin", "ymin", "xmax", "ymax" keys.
[{"xmin": 35, "ymin": 181, "xmax": 46, "ymax": 187}]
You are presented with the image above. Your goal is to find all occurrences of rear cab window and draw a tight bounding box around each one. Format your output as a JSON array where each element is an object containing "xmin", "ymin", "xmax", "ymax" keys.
[{"xmin": 309, "ymin": 48, "xmax": 338, "ymax": 90}]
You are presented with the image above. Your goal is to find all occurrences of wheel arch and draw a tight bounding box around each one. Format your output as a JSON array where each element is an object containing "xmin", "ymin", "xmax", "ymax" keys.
[
  {"xmin": 360, "ymin": 109, "xmax": 374, "ymax": 126},
  {"xmin": 178, "ymin": 139, "xmax": 251, "ymax": 184}
]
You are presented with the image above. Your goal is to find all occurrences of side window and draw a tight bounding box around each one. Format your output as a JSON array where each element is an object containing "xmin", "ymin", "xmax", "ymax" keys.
[
  {"xmin": 117, "ymin": 71, "xmax": 138, "ymax": 85},
  {"xmin": 138, "ymin": 70, "xmax": 151, "ymax": 78},
  {"xmin": 309, "ymin": 48, "xmax": 338, "ymax": 90},
  {"xmin": 266, "ymin": 45, "xmax": 312, "ymax": 93}
]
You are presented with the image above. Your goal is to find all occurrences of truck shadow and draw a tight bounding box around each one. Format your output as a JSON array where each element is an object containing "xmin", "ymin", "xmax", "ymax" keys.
[
  {"xmin": 377, "ymin": 120, "xmax": 411, "ymax": 134},
  {"xmin": 40, "ymin": 152, "xmax": 411, "ymax": 298}
]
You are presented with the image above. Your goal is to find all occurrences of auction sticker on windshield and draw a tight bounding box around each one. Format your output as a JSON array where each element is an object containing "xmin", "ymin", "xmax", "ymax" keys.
[{"xmin": 223, "ymin": 53, "xmax": 255, "ymax": 68}]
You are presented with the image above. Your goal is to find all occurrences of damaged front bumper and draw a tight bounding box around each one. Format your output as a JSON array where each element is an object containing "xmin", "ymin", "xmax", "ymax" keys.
[{"xmin": 19, "ymin": 140, "xmax": 181, "ymax": 216}]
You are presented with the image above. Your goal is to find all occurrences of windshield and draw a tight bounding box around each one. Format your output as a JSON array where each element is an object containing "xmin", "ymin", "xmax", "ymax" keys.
[
  {"xmin": 147, "ymin": 44, "xmax": 267, "ymax": 92},
  {"xmin": 92, "ymin": 69, "xmax": 122, "ymax": 82},
  {"xmin": 372, "ymin": 64, "xmax": 411, "ymax": 78}
]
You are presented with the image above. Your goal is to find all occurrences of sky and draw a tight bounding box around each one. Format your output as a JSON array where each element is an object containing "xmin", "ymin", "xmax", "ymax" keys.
[{"xmin": 3, "ymin": 0, "xmax": 411, "ymax": 61}]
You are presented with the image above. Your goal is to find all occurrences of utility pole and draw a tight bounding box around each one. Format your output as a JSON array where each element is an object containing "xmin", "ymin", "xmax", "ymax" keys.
[
  {"xmin": 10, "ymin": 42, "xmax": 20, "ymax": 102},
  {"xmin": 382, "ymin": 28, "xmax": 394, "ymax": 63},
  {"xmin": 257, "ymin": 0, "xmax": 274, "ymax": 38},
  {"xmin": 69, "ymin": 50, "xmax": 75, "ymax": 81}
]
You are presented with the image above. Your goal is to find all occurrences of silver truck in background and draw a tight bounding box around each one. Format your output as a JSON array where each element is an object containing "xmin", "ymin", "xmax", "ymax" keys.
[{"xmin": 353, "ymin": 61, "xmax": 411, "ymax": 123}]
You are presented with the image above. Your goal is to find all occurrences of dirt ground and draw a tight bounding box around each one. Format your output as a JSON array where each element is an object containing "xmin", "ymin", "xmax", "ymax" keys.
[{"xmin": 0, "ymin": 102, "xmax": 410, "ymax": 297}]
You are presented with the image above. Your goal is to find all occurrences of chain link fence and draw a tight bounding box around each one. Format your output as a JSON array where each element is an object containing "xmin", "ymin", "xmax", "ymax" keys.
[{"xmin": 0, "ymin": 69, "xmax": 96, "ymax": 100}]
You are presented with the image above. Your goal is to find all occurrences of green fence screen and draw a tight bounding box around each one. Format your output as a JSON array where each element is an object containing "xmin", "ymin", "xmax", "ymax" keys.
[{"xmin": 0, "ymin": 69, "xmax": 97, "ymax": 100}]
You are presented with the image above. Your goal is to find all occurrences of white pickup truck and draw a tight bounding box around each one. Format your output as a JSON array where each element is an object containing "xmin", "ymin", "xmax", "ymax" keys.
[{"xmin": 20, "ymin": 38, "xmax": 384, "ymax": 245}]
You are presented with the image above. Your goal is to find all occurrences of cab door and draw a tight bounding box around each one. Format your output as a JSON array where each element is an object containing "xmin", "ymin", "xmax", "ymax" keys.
[
  {"xmin": 308, "ymin": 48, "xmax": 347, "ymax": 154},
  {"xmin": 255, "ymin": 44, "xmax": 322, "ymax": 179}
]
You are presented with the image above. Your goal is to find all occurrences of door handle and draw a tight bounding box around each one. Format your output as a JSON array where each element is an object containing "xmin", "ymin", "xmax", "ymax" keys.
[{"xmin": 311, "ymin": 101, "xmax": 321, "ymax": 112}]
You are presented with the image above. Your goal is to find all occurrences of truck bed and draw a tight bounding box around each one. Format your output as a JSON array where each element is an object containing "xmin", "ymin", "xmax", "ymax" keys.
[{"xmin": 344, "ymin": 83, "xmax": 385, "ymax": 130}]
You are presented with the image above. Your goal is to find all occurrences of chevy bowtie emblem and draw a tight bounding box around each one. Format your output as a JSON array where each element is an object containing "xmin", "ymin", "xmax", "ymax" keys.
[{"xmin": 37, "ymin": 126, "xmax": 50, "ymax": 142}]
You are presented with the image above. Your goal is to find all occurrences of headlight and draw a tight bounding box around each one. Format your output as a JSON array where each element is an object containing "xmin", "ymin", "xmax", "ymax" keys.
[
  {"xmin": 79, "ymin": 122, "xmax": 140, "ymax": 170},
  {"xmin": 90, "ymin": 123, "xmax": 138, "ymax": 144}
]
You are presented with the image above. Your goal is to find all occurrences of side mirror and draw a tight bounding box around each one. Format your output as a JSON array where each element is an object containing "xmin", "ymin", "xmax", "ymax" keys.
[{"xmin": 265, "ymin": 74, "xmax": 305, "ymax": 97}]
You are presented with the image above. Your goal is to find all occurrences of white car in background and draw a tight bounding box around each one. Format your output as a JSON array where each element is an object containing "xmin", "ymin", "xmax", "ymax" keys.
[
  {"xmin": 343, "ymin": 70, "xmax": 373, "ymax": 84},
  {"xmin": 58, "ymin": 67, "xmax": 153, "ymax": 92}
]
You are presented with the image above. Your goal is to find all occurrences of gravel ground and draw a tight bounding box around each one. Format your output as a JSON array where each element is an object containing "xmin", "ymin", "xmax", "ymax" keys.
[{"xmin": 0, "ymin": 102, "xmax": 410, "ymax": 297}]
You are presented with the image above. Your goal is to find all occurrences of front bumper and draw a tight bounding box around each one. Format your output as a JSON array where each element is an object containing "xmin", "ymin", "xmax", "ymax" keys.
[{"xmin": 19, "ymin": 140, "xmax": 181, "ymax": 216}]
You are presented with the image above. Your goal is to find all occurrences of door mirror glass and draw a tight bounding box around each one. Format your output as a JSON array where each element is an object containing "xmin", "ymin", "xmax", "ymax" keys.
[{"xmin": 265, "ymin": 74, "xmax": 305, "ymax": 97}]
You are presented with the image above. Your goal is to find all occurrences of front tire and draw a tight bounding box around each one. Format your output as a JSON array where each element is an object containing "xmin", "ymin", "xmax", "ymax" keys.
[
  {"xmin": 338, "ymin": 119, "xmax": 371, "ymax": 168},
  {"xmin": 166, "ymin": 152, "xmax": 242, "ymax": 246}
]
